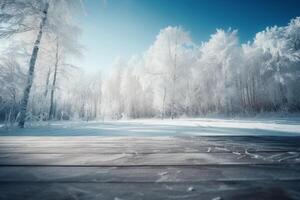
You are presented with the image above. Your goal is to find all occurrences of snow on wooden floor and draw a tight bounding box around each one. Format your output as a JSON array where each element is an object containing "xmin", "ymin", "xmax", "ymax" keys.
[
  {"xmin": 0, "ymin": 136, "xmax": 300, "ymax": 200},
  {"xmin": 0, "ymin": 119, "xmax": 300, "ymax": 199}
]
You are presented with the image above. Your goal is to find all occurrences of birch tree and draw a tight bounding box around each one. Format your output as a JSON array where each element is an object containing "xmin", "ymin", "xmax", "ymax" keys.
[
  {"xmin": 0, "ymin": 0, "xmax": 82, "ymax": 127},
  {"xmin": 145, "ymin": 26, "xmax": 194, "ymax": 118}
]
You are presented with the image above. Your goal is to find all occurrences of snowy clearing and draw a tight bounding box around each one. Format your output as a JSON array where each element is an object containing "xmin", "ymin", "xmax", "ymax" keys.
[{"xmin": 1, "ymin": 117, "xmax": 300, "ymax": 136}]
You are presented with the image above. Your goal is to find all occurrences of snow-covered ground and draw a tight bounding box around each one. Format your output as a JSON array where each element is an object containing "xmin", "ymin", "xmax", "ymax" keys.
[{"xmin": 1, "ymin": 117, "xmax": 300, "ymax": 136}]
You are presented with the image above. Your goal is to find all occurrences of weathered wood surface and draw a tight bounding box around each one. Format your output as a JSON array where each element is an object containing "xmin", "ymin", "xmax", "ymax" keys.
[{"xmin": 0, "ymin": 136, "xmax": 300, "ymax": 200}]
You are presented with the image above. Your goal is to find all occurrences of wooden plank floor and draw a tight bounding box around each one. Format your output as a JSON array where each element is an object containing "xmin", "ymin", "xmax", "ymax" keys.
[{"xmin": 0, "ymin": 136, "xmax": 300, "ymax": 200}]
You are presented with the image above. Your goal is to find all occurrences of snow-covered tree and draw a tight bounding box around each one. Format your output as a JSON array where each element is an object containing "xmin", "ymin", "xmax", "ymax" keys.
[
  {"xmin": 0, "ymin": 0, "xmax": 82, "ymax": 127},
  {"xmin": 145, "ymin": 26, "xmax": 195, "ymax": 118},
  {"xmin": 1, "ymin": 15, "xmax": 300, "ymax": 124}
]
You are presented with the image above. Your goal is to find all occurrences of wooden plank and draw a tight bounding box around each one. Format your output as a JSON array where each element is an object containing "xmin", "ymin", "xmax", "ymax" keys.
[
  {"xmin": 0, "ymin": 135, "xmax": 299, "ymax": 200},
  {"xmin": 0, "ymin": 165, "xmax": 300, "ymax": 182},
  {"xmin": 0, "ymin": 136, "xmax": 299, "ymax": 143},
  {"xmin": 0, "ymin": 136, "xmax": 299, "ymax": 153},
  {"xmin": 0, "ymin": 143, "xmax": 298, "ymax": 154},
  {"xmin": 0, "ymin": 146, "xmax": 211, "ymax": 154},
  {"xmin": 1, "ymin": 146, "xmax": 299, "ymax": 154},
  {"xmin": 0, "ymin": 136, "xmax": 181, "ymax": 141},
  {"xmin": 0, "ymin": 139, "xmax": 209, "ymax": 148},
  {"xmin": 0, "ymin": 181, "xmax": 299, "ymax": 200},
  {"xmin": 0, "ymin": 152, "xmax": 299, "ymax": 166}
]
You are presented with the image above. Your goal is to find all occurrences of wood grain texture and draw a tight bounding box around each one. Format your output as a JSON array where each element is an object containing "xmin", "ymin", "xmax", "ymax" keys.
[{"xmin": 0, "ymin": 136, "xmax": 299, "ymax": 200}]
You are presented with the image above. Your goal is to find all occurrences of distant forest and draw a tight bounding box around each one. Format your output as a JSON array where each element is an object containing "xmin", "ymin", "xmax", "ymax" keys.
[{"xmin": 0, "ymin": 0, "xmax": 300, "ymax": 126}]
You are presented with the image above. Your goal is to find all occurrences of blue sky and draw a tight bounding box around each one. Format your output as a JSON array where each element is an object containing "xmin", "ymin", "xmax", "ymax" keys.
[{"xmin": 77, "ymin": 0, "xmax": 300, "ymax": 72}]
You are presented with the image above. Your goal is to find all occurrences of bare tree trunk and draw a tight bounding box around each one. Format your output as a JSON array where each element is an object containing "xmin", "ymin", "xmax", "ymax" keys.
[
  {"xmin": 44, "ymin": 66, "xmax": 51, "ymax": 97},
  {"xmin": 170, "ymin": 80, "xmax": 175, "ymax": 120},
  {"xmin": 49, "ymin": 39, "xmax": 59, "ymax": 120},
  {"xmin": 18, "ymin": 3, "xmax": 49, "ymax": 128},
  {"xmin": 94, "ymin": 97, "xmax": 98, "ymax": 119},
  {"xmin": 161, "ymin": 87, "xmax": 166, "ymax": 120},
  {"xmin": 251, "ymin": 75, "xmax": 256, "ymax": 110},
  {"xmin": 245, "ymin": 81, "xmax": 251, "ymax": 108}
]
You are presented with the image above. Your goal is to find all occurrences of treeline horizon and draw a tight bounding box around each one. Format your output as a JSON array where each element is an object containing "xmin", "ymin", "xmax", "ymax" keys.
[{"xmin": 1, "ymin": 11, "xmax": 300, "ymax": 124}]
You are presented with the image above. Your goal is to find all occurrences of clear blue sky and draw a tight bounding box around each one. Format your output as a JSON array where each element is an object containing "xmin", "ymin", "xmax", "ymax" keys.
[{"xmin": 77, "ymin": 0, "xmax": 300, "ymax": 72}]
